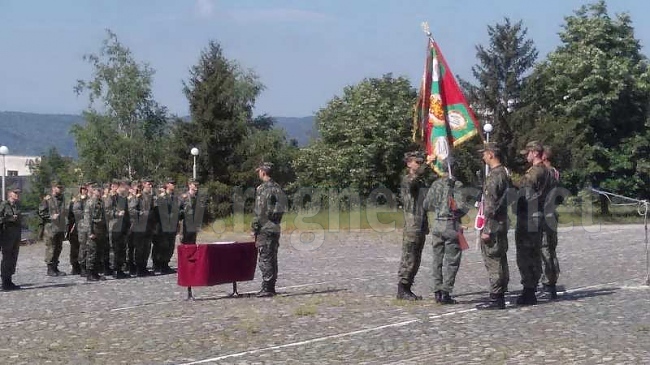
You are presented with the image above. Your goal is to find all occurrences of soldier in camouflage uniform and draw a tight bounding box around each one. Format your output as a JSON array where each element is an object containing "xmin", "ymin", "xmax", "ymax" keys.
[
  {"xmin": 101, "ymin": 183, "xmax": 115, "ymax": 275},
  {"xmin": 514, "ymin": 141, "xmax": 554, "ymax": 305},
  {"xmin": 125, "ymin": 180, "xmax": 138, "ymax": 275},
  {"xmin": 38, "ymin": 181, "xmax": 68, "ymax": 277},
  {"xmin": 396, "ymin": 151, "xmax": 431, "ymax": 301},
  {"xmin": 128, "ymin": 178, "xmax": 155, "ymax": 276},
  {"xmin": 84, "ymin": 184, "xmax": 108, "ymax": 281},
  {"xmin": 105, "ymin": 180, "xmax": 130, "ymax": 279},
  {"xmin": 251, "ymin": 162, "xmax": 286, "ymax": 297},
  {"xmin": 179, "ymin": 179, "xmax": 202, "ymax": 244},
  {"xmin": 477, "ymin": 142, "xmax": 512, "ymax": 310},
  {"xmin": 423, "ymin": 159, "xmax": 469, "ymax": 304},
  {"xmin": 153, "ymin": 179, "xmax": 178, "ymax": 274},
  {"xmin": 0, "ymin": 189, "xmax": 23, "ymax": 290},
  {"xmin": 70, "ymin": 183, "xmax": 90, "ymax": 276},
  {"xmin": 540, "ymin": 146, "xmax": 561, "ymax": 299}
]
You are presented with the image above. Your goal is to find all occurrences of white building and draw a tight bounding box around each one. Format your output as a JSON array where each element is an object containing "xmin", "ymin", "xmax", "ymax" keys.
[{"xmin": 3, "ymin": 155, "xmax": 40, "ymax": 176}]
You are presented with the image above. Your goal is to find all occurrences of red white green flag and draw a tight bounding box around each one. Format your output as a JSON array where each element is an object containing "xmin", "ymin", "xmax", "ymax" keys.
[{"xmin": 413, "ymin": 38, "xmax": 482, "ymax": 175}]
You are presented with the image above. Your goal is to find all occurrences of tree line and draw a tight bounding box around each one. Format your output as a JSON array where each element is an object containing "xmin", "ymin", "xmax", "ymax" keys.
[{"xmin": 25, "ymin": 1, "xmax": 650, "ymax": 220}]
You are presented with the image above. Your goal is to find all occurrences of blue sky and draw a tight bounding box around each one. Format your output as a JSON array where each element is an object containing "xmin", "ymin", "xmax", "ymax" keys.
[{"xmin": 1, "ymin": 0, "xmax": 649, "ymax": 118}]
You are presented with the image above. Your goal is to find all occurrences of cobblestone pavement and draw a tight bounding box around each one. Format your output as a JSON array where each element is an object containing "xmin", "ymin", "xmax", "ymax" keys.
[{"xmin": 1, "ymin": 224, "xmax": 649, "ymax": 364}]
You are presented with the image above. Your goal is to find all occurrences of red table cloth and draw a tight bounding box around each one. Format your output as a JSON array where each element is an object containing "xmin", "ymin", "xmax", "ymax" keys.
[{"xmin": 177, "ymin": 241, "xmax": 257, "ymax": 287}]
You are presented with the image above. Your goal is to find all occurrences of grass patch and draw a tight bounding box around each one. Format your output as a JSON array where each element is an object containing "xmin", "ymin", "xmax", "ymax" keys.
[
  {"xmin": 199, "ymin": 200, "xmax": 645, "ymax": 240},
  {"xmin": 294, "ymin": 304, "xmax": 318, "ymax": 316}
]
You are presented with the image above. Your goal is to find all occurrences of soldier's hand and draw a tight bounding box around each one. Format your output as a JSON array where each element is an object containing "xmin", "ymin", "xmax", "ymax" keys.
[
  {"xmin": 89, "ymin": 234, "xmax": 96, "ymax": 240},
  {"xmin": 118, "ymin": 210, "xmax": 125, "ymax": 217},
  {"xmin": 480, "ymin": 233, "xmax": 490, "ymax": 242},
  {"xmin": 426, "ymin": 154, "xmax": 436, "ymax": 164},
  {"xmin": 51, "ymin": 213, "xmax": 59, "ymax": 220}
]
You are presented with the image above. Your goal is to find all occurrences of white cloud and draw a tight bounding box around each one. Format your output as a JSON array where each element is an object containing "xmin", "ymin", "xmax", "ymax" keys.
[{"xmin": 195, "ymin": 0, "xmax": 216, "ymax": 18}]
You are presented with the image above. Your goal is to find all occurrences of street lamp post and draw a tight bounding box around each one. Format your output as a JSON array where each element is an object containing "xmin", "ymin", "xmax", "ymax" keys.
[
  {"xmin": 483, "ymin": 123, "xmax": 493, "ymax": 177},
  {"xmin": 0, "ymin": 146, "xmax": 8, "ymax": 201},
  {"xmin": 190, "ymin": 147, "xmax": 199, "ymax": 180}
]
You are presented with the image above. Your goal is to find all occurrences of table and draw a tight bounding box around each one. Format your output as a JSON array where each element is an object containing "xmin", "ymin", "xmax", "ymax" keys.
[{"xmin": 177, "ymin": 241, "xmax": 258, "ymax": 300}]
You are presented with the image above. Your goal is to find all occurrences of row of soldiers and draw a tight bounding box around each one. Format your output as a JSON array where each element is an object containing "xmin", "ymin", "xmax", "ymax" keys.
[
  {"xmin": 397, "ymin": 140, "xmax": 561, "ymax": 309},
  {"xmin": 37, "ymin": 178, "xmax": 202, "ymax": 281}
]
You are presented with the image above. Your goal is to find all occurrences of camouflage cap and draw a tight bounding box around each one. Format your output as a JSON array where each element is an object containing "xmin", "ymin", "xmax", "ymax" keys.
[
  {"xmin": 519, "ymin": 140, "xmax": 544, "ymax": 155},
  {"xmin": 187, "ymin": 178, "xmax": 200, "ymax": 186},
  {"xmin": 166, "ymin": 178, "xmax": 176, "ymax": 185},
  {"xmin": 256, "ymin": 162, "xmax": 273, "ymax": 173},
  {"xmin": 478, "ymin": 141, "xmax": 501, "ymax": 153},
  {"xmin": 51, "ymin": 181, "xmax": 64, "ymax": 188},
  {"xmin": 403, "ymin": 151, "xmax": 425, "ymax": 163},
  {"xmin": 142, "ymin": 177, "xmax": 155, "ymax": 183},
  {"xmin": 8, "ymin": 188, "xmax": 21, "ymax": 194}
]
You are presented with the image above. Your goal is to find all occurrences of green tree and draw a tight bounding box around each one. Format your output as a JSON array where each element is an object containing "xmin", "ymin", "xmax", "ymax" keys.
[
  {"xmin": 167, "ymin": 40, "xmax": 263, "ymax": 186},
  {"xmin": 72, "ymin": 29, "xmax": 168, "ymax": 183},
  {"xmin": 22, "ymin": 147, "xmax": 77, "ymax": 210},
  {"xmin": 460, "ymin": 18, "xmax": 538, "ymax": 168},
  {"xmin": 293, "ymin": 74, "xmax": 418, "ymax": 197},
  {"xmin": 522, "ymin": 1, "xmax": 650, "ymax": 201}
]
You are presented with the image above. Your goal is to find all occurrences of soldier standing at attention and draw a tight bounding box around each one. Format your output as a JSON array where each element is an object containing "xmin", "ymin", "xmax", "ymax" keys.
[
  {"xmin": 515, "ymin": 141, "xmax": 554, "ymax": 305},
  {"xmin": 0, "ymin": 188, "xmax": 23, "ymax": 290},
  {"xmin": 38, "ymin": 181, "xmax": 67, "ymax": 277},
  {"xmin": 106, "ymin": 180, "xmax": 130, "ymax": 279},
  {"xmin": 70, "ymin": 183, "xmax": 90, "ymax": 276},
  {"xmin": 129, "ymin": 178, "xmax": 155, "ymax": 276},
  {"xmin": 251, "ymin": 162, "xmax": 286, "ymax": 297},
  {"xmin": 84, "ymin": 183, "xmax": 108, "ymax": 281},
  {"xmin": 540, "ymin": 146, "xmax": 561, "ymax": 299},
  {"xmin": 153, "ymin": 179, "xmax": 178, "ymax": 274},
  {"xmin": 423, "ymin": 159, "xmax": 469, "ymax": 304},
  {"xmin": 125, "ymin": 180, "xmax": 138, "ymax": 275},
  {"xmin": 476, "ymin": 142, "xmax": 512, "ymax": 310},
  {"xmin": 396, "ymin": 151, "xmax": 431, "ymax": 301},
  {"xmin": 179, "ymin": 179, "xmax": 201, "ymax": 244},
  {"xmin": 67, "ymin": 184, "xmax": 87, "ymax": 275}
]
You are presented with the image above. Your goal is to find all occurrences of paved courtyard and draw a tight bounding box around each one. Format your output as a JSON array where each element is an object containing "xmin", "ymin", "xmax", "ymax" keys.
[{"xmin": 1, "ymin": 224, "xmax": 649, "ymax": 364}]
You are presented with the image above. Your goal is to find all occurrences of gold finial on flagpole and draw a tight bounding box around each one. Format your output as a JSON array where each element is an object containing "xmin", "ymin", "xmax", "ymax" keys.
[{"xmin": 421, "ymin": 22, "xmax": 432, "ymax": 37}]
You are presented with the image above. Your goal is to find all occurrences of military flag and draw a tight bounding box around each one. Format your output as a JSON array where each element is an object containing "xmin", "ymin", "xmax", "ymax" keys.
[{"xmin": 413, "ymin": 36, "xmax": 483, "ymax": 175}]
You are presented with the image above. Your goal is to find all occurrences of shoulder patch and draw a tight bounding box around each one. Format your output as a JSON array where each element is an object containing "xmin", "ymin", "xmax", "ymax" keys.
[{"xmin": 43, "ymin": 195, "xmax": 51, "ymax": 200}]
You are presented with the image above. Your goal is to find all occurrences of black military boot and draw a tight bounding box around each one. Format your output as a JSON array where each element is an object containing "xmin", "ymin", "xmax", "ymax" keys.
[
  {"xmin": 516, "ymin": 287, "xmax": 538, "ymax": 305},
  {"xmin": 47, "ymin": 264, "xmax": 66, "ymax": 277},
  {"xmin": 2, "ymin": 276, "xmax": 20, "ymax": 291},
  {"xmin": 113, "ymin": 270, "xmax": 130, "ymax": 279},
  {"xmin": 87, "ymin": 271, "xmax": 106, "ymax": 281},
  {"xmin": 79, "ymin": 266, "xmax": 87, "ymax": 277},
  {"xmin": 396, "ymin": 283, "xmax": 421, "ymax": 301},
  {"xmin": 477, "ymin": 293, "xmax": 506, "ymax": 310},
  {"xmin": 128, "ymin": 263, "xmax": 137, "ymax": 276},
  {"xmin": 257, "ymin": 282, "xmax": 275, "ymax": 297},
  {"xmin": 434, "ymin": 290, "xmax": 442, "ymax": 303},
  {"xmin": 439, "ymin": 291, "xmax": 458, "ymax": 305},
  {"xmin": 542, "ymin": 284, "xmax": 558, "ymax": 300},
  {"xmin": 136, "ymin": 266, "xmax": 153, "ymax": 277},
  {"xmin": 70, "ymin": 263, "xmax": 81, "ymax": 275}
]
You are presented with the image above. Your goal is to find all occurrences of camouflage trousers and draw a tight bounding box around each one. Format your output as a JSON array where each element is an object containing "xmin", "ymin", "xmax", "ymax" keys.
[
  {"xmin": 132, "ymin": 233, "xmax": 152, "ymax": 270},
  {"xmin": 541, "ymin": 213, "xmax": 560, "ymax": 286},
  {"xmin": 1, "ymin": 226, "xmax": 21, "ymax": 277},
  {"xmin": 69, "ymin": 232, "xmax": 80, "ymax": 268},
  {"xmin": 44, "ymin": 229, "xmax": 65, "ymax": 266},
  {"xmin": 480, "ymin": 227, "xmax": 510, "ymax": 295},
  {"xmin": 86, "ymin": 231, "xmax": 108, "ymax": 272},
  {"xmin": 397, "ymin": 232, "xmax": 426, "ymax": 286},
  {"xmin": 515, "ymin": 216, "xmax": 543, "ymax": 289},
  {"xmin": 152, "ymin": 233, "xmax": 176, "ymax": 269},
  {"xmin": 126, "ymin": 232, "xmax": 135, "ymax": 270},
  {"xmin": 431, "ymin": 233, "xmax": 462, "ymax": 293},
  {"xmin": 109, "ymin": 231, "xmax": 127, "ymax": 272},
  {"xmin": 256, "ymin": 232, "xmax": 280, "ymax": 287},
  {"xmin": 76, "ymin": 232, "xmax": 88, "ymax": 268}
]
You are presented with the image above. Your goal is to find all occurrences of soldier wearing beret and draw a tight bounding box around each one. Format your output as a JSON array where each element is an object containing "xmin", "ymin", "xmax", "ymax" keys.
[
  {"xmin": 68, "ymin": 182, "xmax": 91, "ymax": 276},
  {"xmin": 514, "ymin": 141, "xmax": 554, "ymax": 305},
  {"xmin": 396, "ymin": 151, "xmax": 432, "ymax": 301},
  {"xmin": 477, "ymin": 142, "xmax": 512, "ymax": 310},
  {"xmin": 251, "ymin": 162, "xmax": 286, "ymax": 297},
  {"xmin": 0, "ymin": 188, "xmax": 23, "ymax": 290},
  {"xmin": 38, "ymin": 181, "xmax": 68, "ymax": 276}
]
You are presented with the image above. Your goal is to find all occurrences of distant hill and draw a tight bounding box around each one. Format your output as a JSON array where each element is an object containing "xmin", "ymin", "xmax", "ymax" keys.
[{"xmin": 0, "ymin": 111, "xmax": 316, "ymax": 157}]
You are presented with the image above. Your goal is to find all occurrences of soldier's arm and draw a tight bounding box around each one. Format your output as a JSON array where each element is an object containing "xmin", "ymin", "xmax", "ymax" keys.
[
  {"xmin": 0, "ymin": 202, "xmax": 6, "ymax": 224},
  {"xmin": 38, "ymin": 198, "xmax": 50, "ymax": 221},
  {"xmin": 452, "ymin": 181, "xmax": 470, "ymax": 218},
  {"xmin": 482, "ymin": 176, "xmax": 502, "ymax": 234}
]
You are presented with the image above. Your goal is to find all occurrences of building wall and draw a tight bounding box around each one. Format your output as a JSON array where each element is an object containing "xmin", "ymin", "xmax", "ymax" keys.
[{"xmin": 2, "ymin": 155, "xmax": 40, "ymax": 176}]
